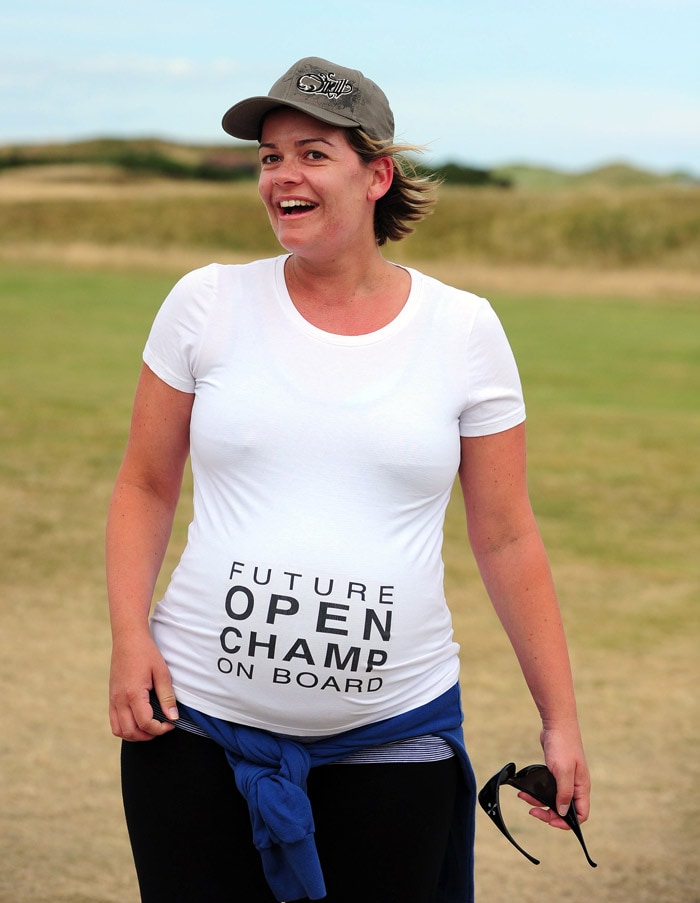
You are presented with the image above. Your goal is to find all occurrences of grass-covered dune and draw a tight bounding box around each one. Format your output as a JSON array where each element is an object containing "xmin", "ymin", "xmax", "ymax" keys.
[{"xmin": 1, "ymin": 139, "xmax": 699, "ymax": 272}]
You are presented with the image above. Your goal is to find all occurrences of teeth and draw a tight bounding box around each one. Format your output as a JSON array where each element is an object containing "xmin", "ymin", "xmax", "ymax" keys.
[{"xmin": 279, "ymin": 199, "xmax": 315, "ymax": 209}]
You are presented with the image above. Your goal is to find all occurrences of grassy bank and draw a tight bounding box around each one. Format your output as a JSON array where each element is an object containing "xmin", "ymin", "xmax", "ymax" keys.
[
  {"xmin": 1, "ymin": 166, "xmax": 700, "ymax": 271},
  {"xmin": 1, "ymin": 259, "xmax": 698, "ymax": 901}
]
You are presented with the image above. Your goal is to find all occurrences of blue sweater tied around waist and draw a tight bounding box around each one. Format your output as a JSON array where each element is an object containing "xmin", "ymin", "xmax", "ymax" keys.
[{"xmin": 180, "ymin": 683, "xmax": 476, "ymax": 902}]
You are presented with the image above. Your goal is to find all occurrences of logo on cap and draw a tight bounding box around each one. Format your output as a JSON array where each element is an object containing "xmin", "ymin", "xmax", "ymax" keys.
[{"xmin": 296, "ymin": 71, "xmax": 354, "ymax": 100}]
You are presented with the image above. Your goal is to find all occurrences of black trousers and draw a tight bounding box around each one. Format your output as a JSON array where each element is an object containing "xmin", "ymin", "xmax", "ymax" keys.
[{"xmin": 121, "ymin": 728, "xmax": 459, "ymax": 903}]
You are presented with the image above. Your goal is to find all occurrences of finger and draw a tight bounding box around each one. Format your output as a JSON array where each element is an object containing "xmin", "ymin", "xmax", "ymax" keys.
[
  {"xmin": 116, "ymin": 686, "xmax": 174, "ymax": 739},
  {"xmin": 110, "ymin": 700, "xmax": 164, "ymax": 742},
  {"xmin": 134, "ymin": 712, "xmax": 175, "ymax": 738},
  {"xmin": 132, "ymin": 693, "xmax": 176, "ymax": 737},
  {"xmin": 575, "ymin": 799, "xmax": 590, "ymax": 824},
  {"xmin": 556, "ymin": 793, "xmax": 573, "ymax": 819},
  {"xmin": 154, "ymin": 679, "xmax": 179, "ymax": 722},
  {"xmin": 125, "ymin": 724, "xmax": 165, "ymax": 741},
  {"xmin": 516, "ymin": 792, "xmax": 571, "ymax": 831},
  {"xmin": 552, "ymin": 767, "xmax": 575, "ymax": 819},
  {"xmin": 517, "ymin": 791, "xmax": 549, "ymax": 808},
  {"xmin": 109, "ymin": 702, "xmax": 122, "ymax": 738},
  {"xmin": 572, "ymin": 779, "xmax": 591, "ymax": 824},
  {"xmin": 527, "ymin": 805, "xmax": 570, "ymax": 830},
  {"xmin": 556, "ymin": 763, "xmax": 592, "ymax": 824}
]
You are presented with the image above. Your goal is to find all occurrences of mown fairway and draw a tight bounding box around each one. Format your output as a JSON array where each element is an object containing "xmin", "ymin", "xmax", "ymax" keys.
[{"xmin": 1, "ymin": 172, "xmax": 699, "ymax": 901}]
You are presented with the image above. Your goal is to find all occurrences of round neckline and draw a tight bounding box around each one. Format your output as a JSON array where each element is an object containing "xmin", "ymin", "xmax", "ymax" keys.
[{"xmin": 273, "ymin": 255, "xmax": 420, "ymax": 346}]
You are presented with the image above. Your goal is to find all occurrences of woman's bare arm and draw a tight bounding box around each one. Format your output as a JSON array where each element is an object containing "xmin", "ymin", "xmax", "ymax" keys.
[
  {"xmin": 459, "ymin": 423, "xmax": 591, "ymax": 824},
  {"xmin": 106, "ymin": 363, "xmax": 194, "ymax": 741}
]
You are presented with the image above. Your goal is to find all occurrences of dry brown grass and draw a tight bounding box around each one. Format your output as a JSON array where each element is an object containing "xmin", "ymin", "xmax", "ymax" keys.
[
  {"xmin": 2, "ymin": 478, "xmax": 697, "ymax": 902},
  {"xmin": 2, "ymin": 164, "xmax": 700, "ymax": 287},
  {"xmin": 2, "ymin": 237, "xmax": 699, "ymax": 304}
]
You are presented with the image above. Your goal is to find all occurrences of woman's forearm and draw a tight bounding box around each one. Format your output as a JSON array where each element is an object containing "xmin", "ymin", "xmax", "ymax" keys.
[
  {"xmin": 472, "ymin": 525, "xmax": 579, "ymax": 729},
  {"xmin": 106, "ymin": 474, "xmax": 185, "ymax": 739},
  {"xmin": 106, "ymin": 477, "xmax": 180, "ymax": 638}
]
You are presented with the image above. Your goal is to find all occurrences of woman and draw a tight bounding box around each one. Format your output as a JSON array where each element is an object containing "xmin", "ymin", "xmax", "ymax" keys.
[{"xmin": 107, "ymin": 57, "xmax": 591, "ymax": 903}]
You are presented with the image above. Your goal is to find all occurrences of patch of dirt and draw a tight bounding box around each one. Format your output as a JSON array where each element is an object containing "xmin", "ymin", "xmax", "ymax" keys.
[{"xmin": 2, "ymin": 239, "xmax": 699, "ymax": 299}]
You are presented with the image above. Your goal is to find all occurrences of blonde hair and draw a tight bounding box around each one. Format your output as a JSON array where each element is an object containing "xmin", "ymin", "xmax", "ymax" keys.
[{"xmin": 345, "ymin": 129, "xmax": 440, "ymax": 246}]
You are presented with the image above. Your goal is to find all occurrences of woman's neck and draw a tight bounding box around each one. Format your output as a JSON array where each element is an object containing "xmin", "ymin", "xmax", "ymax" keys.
[{"xmin": 284, "ymin": 253, "xmax": 411, "ymax": 336}]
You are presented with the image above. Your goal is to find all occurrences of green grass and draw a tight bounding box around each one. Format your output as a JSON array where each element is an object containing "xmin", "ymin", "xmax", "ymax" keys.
[
  {"xmin": 497, "ymin": 293, "xmax": 700, "ymax": 570},
  {"xmin": 442, "ymin": 289, "xmax": 700, "ymax": 664},
  {"xmin": 1, "ymin": 266, "xmax": 173, "ymax": 587},
  {"xmin": 1, "ymin": 261, "xmax": 699, "ymax": 902}
]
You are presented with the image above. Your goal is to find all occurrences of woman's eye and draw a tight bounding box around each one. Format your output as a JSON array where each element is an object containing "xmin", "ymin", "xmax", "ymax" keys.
[
  {"xmin": 260, "ymin": 154, "xmax": 280, "ymax": 165},
  {"xmin": 306, "ymin": 150, "xmax": 326, "ymax": 161}
]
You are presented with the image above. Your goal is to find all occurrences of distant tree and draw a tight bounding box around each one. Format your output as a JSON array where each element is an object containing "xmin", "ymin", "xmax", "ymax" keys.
[
  {"xmin": 421, "ymin": 162, "xmax": 512, "ymax": 188},
  {"xmin": 113, "ymin": 149, "xmax": 191, "ymax": 178}
]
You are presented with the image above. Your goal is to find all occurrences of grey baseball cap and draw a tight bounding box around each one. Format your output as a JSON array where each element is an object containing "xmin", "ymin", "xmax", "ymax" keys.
[{"xmin": 222, "ymin": 57, "xmax": 394, "ymax": 142}]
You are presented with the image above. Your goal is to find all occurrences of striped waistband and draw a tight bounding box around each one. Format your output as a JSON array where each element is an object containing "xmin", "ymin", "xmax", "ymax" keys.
[{"xmin": 150, "ymin": 694, "xmax": 454, "ymax": 764}]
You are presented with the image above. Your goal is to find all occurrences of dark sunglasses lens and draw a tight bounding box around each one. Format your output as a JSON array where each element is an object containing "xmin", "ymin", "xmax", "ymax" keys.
[{"xmin": 508, "ymin": 764, "xmax": 557, "ymax": 807}]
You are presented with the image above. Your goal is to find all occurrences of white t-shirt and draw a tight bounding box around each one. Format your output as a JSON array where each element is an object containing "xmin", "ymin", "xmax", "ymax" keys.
[{"xmin": 145, "ymin": 256, "xmax": 525, "ymax": 736}]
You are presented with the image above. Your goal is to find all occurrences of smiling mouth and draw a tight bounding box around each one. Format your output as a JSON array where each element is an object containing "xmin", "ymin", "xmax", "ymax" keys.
[{"xmin": 278, "ymin": 199, "xmax": 317, "ymax": 215}]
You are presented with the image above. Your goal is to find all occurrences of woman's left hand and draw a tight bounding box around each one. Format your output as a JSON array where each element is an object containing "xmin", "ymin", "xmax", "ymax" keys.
[{"xmin": 518, "ymin": 724, "xmax": 591, "ymax": 830}]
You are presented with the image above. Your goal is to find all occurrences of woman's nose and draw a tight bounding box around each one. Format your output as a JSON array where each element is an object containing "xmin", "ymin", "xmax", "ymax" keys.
[{"xmin": 273, "ymin": 159, "xmax": 302, "ymax": 184}]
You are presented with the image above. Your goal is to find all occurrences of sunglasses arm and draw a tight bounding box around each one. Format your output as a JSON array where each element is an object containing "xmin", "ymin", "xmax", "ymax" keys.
[
  {"xmin": 559, "ymin": 805, "xmax": 597, "ymax": 868},
  {"xmin": 478, "ymin": 772, "xmax": 542, "ymax": 865},
  {"xmin": 507, "ymin": 769, "xmax": 598, "ymax": 869}
]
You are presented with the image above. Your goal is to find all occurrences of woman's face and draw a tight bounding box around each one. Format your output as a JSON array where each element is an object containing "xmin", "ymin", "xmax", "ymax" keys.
[{"xmin": 257, "ymin": 107, "xmax": 386, "ymax": 258}]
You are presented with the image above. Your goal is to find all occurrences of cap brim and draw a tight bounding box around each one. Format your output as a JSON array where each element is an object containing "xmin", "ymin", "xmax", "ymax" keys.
[{"xmin": 222, "ymin": 96, "xmax": 361, "ymax": 140}]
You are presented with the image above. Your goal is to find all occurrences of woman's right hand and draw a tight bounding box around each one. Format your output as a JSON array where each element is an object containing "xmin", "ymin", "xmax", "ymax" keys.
[{"xmin": 109, "ymin": 631, "xmax": 179, "ymax": 741}]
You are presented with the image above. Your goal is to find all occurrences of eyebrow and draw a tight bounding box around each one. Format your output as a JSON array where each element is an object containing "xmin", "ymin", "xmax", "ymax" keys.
[{"xmin": 259, "ymin": 137, "xmax": 335, "ymax": 150}]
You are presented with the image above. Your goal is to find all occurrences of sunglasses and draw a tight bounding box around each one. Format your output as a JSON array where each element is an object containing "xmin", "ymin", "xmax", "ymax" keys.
[{"xmin": 478, "ymin": 762, "xmax": 597, "ymax": 868}]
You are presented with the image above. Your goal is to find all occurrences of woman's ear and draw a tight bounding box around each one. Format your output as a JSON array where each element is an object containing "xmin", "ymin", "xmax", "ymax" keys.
[{"xmin": 367, "ymin": 156, "xmax": 394, "ymax": 202}]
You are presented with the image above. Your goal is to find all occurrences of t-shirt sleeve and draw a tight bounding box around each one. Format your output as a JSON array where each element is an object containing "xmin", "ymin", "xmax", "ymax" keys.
[
  {"xmin": 142, "ymin": 266, "xmax": 217, "ymax": 393},
  {"xmin": 458, "ymin": 300, "xmax": 526, "ymax": 437}
]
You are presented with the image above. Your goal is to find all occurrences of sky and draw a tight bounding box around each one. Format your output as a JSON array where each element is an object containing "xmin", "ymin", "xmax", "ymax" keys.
[{"xmin": 2, "ymin": 0, "xmax": 699, "ymax": 175}]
